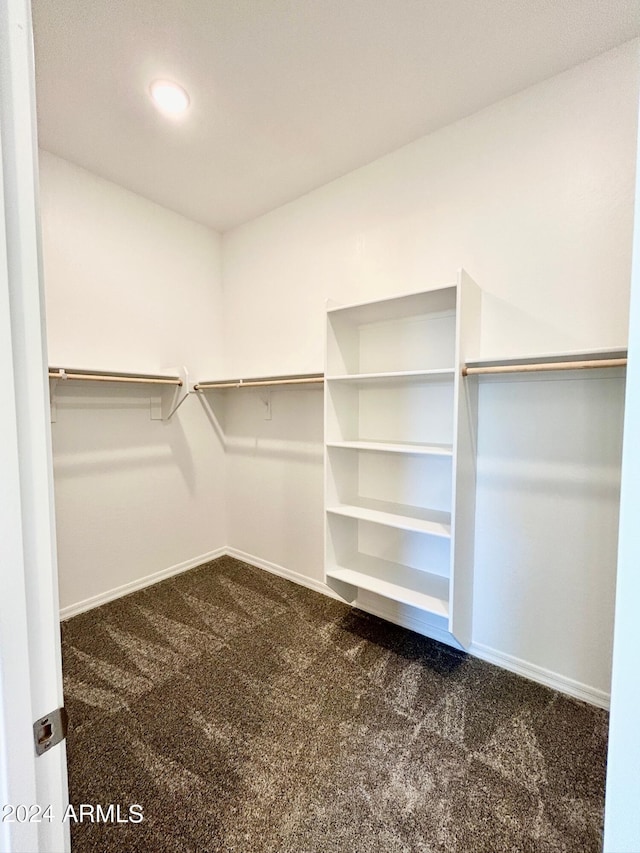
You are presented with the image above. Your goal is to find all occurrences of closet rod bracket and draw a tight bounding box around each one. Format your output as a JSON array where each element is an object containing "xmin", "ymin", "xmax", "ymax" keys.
[
  {"xmin": 48, "ymin": 368, "xmax": 71, "ymax": 422},
  {"xmin": 261, "ymin": 390, "xmax": 272, "ymax": 420},
  {"xmin": 49, "ymin": 377, "xmax": 58, "ymax": 423},
  {"xmin": 151, "ymin": 366, "xmax": 191, "ymax": 421}
]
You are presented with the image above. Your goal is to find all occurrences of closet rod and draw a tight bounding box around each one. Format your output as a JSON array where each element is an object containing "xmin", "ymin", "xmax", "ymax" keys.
[
  {"xmin": 462, "ymin": 358, "xmax": 627, "ymax": 377},
  {"xmin": 48, "ymin": 370, "xmax": 183, "ymax": 386},
  {"xmin": 195, "ymin": 374, "xmax": 324, "ymax": 391}
]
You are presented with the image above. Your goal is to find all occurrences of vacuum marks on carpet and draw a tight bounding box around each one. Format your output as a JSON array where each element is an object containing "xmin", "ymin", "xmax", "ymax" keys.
[{"xmin": 61, "ymin": 557, "xmax": 608, "ymax": 852}]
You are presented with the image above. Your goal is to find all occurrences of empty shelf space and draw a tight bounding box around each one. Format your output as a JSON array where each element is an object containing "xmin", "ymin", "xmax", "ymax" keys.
[
  {"xmin": 327, "ymin": 498, "xmax": 451, "ymax": 537},
  {"xmin": 326, "ymin": 369, "xmax": 455, "ymax": 384},
  {"xmin": 327, "ymin": 440, "xmax": 453, "ymax": 456},
  {"xmin": 325, "ymin": 275, "xmax": 480, "ymax": 646},
  {"xmin": 326, "ymin": 285, "xmax": 457, "ymax": 324},
  {"xmin": 327, "ymin": 554, "xmax": 450, "ymax": 617},
  {"xmin": 325, "ymin": 378, "xmax": 455, "ymax": 448}
]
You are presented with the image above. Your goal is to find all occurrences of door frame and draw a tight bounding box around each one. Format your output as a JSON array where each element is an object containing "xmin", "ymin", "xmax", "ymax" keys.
[
  {"xmin": 0, "ymin": 1, "xmax": 69, "ymax": 851},
  {"xmin": 603, "ymin": 80, "xmax": 640, "ymax": 852}
]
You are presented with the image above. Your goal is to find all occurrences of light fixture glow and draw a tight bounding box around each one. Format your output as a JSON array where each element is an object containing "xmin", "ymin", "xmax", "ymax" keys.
[{"xmin": 149, "ymin": 80, "xmax": 190, "ymax": 116}]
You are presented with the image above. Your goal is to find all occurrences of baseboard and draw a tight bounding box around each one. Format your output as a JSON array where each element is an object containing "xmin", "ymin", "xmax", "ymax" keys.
[
  {"xmin": 59, "ymin": 546, "xmax": 611, "ymax": 710},
  {"xmin": 227, "ymin": 549, "xmax": 609, "ymax": 709},
  {"xmin": 469, "ymin": 642, "xmax": 610, "ymax": 710},
  {"xmin": 223, "ymin": 547, "xmax": 344, "ymax": 602},
  {"xmin": 225, "ymin": 548, "xmax": 462, "ymax": 648},
  {"xmin": 59, "ymin": 547, "xmax": 227, "ymax": 621}
]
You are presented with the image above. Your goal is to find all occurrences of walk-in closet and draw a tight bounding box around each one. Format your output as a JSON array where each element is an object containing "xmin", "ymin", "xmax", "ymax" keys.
[{"xmin": 2, "ymin": 1, "xmax": 640, "ymax": 851}]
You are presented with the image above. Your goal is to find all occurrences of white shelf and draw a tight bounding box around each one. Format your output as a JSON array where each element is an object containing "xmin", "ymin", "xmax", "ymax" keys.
[
  {"xmin": 325, "ymin": 368, "xmax": 455, "ymax": 384},
  {"xmin": 324, "ymin": 271, "xmax": 480, "ymax": 647},
  {"xmin": 326, "ymin": 555, "xmax": 450, "ymax": 617},
  {"xmin": 465, "ymin": 346, "xmax": 627, "ymax": 369},
  {"xmin": 325, "ymin": 379, "xmax": 455, "ymax": 447},
  {"xmin": 195, "ymin": 372, "xmax": 323, "ymax": 390},
  {"xmin": 327, "ymin": 498, "xmax": 451, "ymax": 538},
  {"xmin": 326, "ymin": 440, "xmax": 453, "ymax": 456},
  {"xmin": 326, "ymin": 285, "xmax": 456, "ymax": 324}
]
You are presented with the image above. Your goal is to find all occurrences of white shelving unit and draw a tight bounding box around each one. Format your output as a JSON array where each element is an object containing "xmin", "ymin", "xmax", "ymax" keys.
[{"xmin": 324, "ymin": 270, "xmax": 481, "ymax": 648}]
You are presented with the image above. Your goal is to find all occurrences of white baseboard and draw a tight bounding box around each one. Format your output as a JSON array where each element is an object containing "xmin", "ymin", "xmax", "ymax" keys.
[
  {"xmin": 59, "ymin": 546, "xmax": 611, "ymax": 710},
  {"xmin": 59, "ymin": 548, "xmax": 226, "ymax": 621},
  {"xmin": 227, "ymin": 549, "xmax": 609, "ymax": 709},
  {"xmin": 469, "ymin": 641, "xmax": 610, "ymax": 710},
  {"xmin": 226, "ymin": 549, "xmax": 462, "ymax": 647},
  {"xmin": 224, "ymin": 547, "xmax": 344, "ymax": 601}
]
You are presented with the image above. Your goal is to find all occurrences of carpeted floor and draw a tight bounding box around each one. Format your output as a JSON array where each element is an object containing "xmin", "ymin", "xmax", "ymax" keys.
[{"xmin": 60, "ymin": 556, "xmax": 608, "ymax": 853}]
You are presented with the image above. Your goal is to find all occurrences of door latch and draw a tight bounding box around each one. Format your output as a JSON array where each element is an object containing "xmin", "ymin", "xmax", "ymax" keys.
[{"xmin": 33, "ymin": 707, "xmax": 68, "ymax": 756}]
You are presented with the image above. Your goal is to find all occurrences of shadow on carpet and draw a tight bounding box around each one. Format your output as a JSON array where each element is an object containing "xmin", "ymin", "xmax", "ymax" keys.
[{"xmin": 60, "ymin": 556, "xmax": 608, "ymax": 852}]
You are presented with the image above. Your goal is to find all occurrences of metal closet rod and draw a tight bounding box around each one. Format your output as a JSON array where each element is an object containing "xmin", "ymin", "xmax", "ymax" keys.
[
  {"xmin": 48, "ymin": 369, "xmax": 183, "ymax": 386},
  {"xmin": 463, "ymin": 358, "xmax": 627, "ymax": 377},
  {"xmin": 195, "ymin": 374, "xmax": 325, "ymax": 390}
]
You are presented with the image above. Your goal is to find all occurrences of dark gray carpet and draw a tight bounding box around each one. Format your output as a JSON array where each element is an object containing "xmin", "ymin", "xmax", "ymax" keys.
[{"xmin": 60, "ymin": 556, "xmax": 608, "ymax": 852}]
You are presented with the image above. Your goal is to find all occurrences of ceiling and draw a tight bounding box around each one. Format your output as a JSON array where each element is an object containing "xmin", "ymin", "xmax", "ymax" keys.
[{"xmin": 32, "ymin": 0, "xmax": 639, "ymax": 233}]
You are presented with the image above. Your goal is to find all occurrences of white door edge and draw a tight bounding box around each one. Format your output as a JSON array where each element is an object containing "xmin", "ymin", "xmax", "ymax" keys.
[{"xmin": 0, "ymin": 1, "xmax": 70, "ymax": 851}]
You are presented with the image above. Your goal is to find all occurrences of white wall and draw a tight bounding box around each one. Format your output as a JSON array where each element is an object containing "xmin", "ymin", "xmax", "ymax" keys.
[
  {"xmin": 40, "ymin": 152, "xmax": 227, "ymax": 612},
  {"xmin": 40, "ymin": 42, "xmax": 638, "ymax": 700},
  {"xmin": 604, "ymin": 84, "xmax": 640, "ymax": 852},
  {"xmin": 41, "ymin": 151, "xmax": 226, "ymax": 378},
  {"xmin": 221, "ymin": 41, "xmax": 639, "ymax": 700},
  {"xmin": 223, "ymin": 387, "xmax": 325, "ymax": 581},
  {"xmin": 473, "ymin": 371, "xmax": 625, "ymax": 698},
  {"xmin": 224, "ymin": 41, "xmax": 638, "ymax": 378}
]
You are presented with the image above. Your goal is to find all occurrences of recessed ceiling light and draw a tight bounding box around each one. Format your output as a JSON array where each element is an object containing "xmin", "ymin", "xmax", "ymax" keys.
[{"xmin": 149, "ymin": 80, "xmax": 190, "ymax": 116}]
